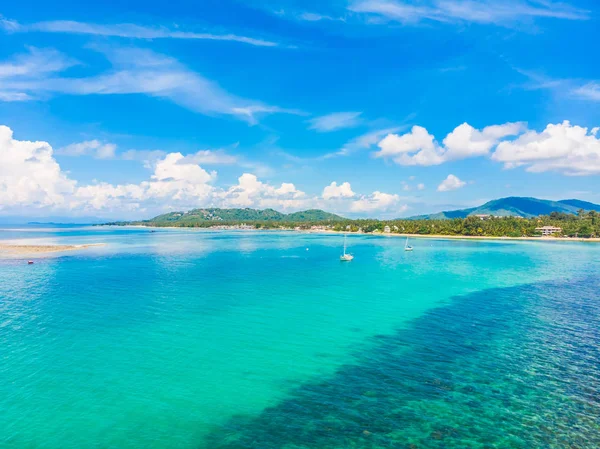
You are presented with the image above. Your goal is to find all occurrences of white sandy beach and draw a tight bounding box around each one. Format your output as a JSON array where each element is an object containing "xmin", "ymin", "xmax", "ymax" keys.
[{"xmin": 0, "ymin": 243, "xmax": 104, "ymax": 255}]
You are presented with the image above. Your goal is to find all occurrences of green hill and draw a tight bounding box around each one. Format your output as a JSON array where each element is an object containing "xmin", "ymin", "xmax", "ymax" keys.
[
  {"xmin": 558, "ymin": 199, "xmax": 600, "ymax": 211},
  {"xmin": 412, "ymin": 197, "xmax": 600, "ymax": 220},
  {"xmin": 283, "ymin": 209, "xmax": 343, "ymax": 222},
  {"xmin": 137, "ymin": 208, "xmax": 344, "ymax": 226}
]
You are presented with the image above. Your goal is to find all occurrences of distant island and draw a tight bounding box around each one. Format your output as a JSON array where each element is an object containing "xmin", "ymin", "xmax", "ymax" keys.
[{"xmin": 104, "ymin": 197, "xmax": 600, "ymax": 239}]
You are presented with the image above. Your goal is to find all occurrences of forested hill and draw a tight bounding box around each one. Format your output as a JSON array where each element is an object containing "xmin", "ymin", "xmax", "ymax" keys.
[
  {"xmin": 411, "ymin": 197, "xmax": 600, "ymax": 220},
  {"xmin": 126, "ymin": 208, "xmax": 344, "ymax": 226}
]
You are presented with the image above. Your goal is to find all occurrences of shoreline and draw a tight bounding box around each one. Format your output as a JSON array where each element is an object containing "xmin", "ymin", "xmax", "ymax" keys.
[
  {"xmin": 0, "ymin": 243, "xmax": 105, "ymax": 255},
  {"xmin": 110, "ymin": 225, "xmax": 600, "ymax": 243},
  {"xmin": 374, "ymin": 232, "xmax": 600, "ymax": 243},
  {"xmin": 303, "ymin": 229, "xmax": 600, "ymax": 243}
]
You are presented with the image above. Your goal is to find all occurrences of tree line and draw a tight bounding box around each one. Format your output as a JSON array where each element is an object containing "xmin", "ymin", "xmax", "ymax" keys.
[{"xmin": 108, "ymin": 209, "xmax": 599, "ymax": 238}]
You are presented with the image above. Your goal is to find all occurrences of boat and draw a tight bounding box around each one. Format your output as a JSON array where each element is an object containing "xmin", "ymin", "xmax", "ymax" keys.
[
  {"xmin": 28, "ymin": 260, "xmax": 34, "ymax": 265},
  {"xmin": 340, "ymin": 234, "xmax": 354, "ymax": 261},
  {"xmin": 404, "ymin": 236, "xmax": 413, "ymax": 252}
]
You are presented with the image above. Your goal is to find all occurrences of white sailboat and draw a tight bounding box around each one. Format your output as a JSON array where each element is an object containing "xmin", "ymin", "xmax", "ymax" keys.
[
  {"xmin": 404, "ymin": 236, "xmax": 413, "ymax": 252},
  {"xmin": 340, "ymin": 234, "xmax": 354, "ymax": 261}
]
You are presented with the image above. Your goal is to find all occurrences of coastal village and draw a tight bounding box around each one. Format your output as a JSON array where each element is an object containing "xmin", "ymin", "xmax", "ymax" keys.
[{"xmin": 196, "ymin": 220, "xmax": 581, "ymax": 240}]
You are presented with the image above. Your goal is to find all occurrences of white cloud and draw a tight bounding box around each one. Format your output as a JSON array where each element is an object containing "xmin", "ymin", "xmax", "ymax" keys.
[
  {"xmin": 443, "ymin": 122, "xmax": 526, "ymax": 159},
  {"xmin": 308, "ymin": 112, "xmax": 362, "ymax": 132},
  {"xmin": 376, "ymin": 125, "xmax": 444, "ymax": 166},
  {"xmin": 57, "ymin": 140, "xmax": 117, "ymax": 159},
  {"xmin": 298, "ymin": 12, "xmax": 345, "ymax": 22},
  {"xmin": 0, "ymin": 46, "xmax": 77, "ymax": 101},
  {"xmin": 73, "ymin": 153, "xmax": 219, "ymax": 212},
  {"xmin": 348, "ymin": 0, "xmax": 589, "ymax": 25},
  {"xmin": 322, "ymin": 181, "xmax": 355, "ymax": 199},
  {"xmin": 120, "ymin": 149, "xmax": 168, "ymax": 163},
  {"xmin": 218, "ymin": 173, "xmax": 307, "ymax": 210},
  {"xmin": 0, "ymin": 125, "xmax": 224, "ymax": 215},
  {"xmin": 0, "ymin": 125, "xmax": 493, "ymax": 219},
  {"xmin": 573, "ymin": 82, "xmax": 600, "ymax": 102},
  {"xmin": 514, "ymin": 69, "xmax": 600, "ymax": 104},
  {"xmin": 0, "ymin": 125, "xmax": 322, "ymax": 217},
  {"xmin": 324, "ymin": 126, "xmax": 402, "ymax": 159},
  {"xmin": 0, "ymin": 46, "xmax": 76, "ymax": 79},
  {"xmin": 270, "ymin": 9, "xmax": 346, "ymax": 23},
  {"xmin": 0, "ymin": 47, "xmax": 300, "ymax": 124},
  {"xmin": 437, "ymin": 174, "xmax": 466, "ymax": 192},
  {"xmin": 1, "ymin": 18, "xmax": 279, "ymax": 47},
  {"xmin": 375, "ymin": 122, "xmax": 524, "ymax": 166},
  {"xmin": 492, "ymin": 121, "xmax": 600, "ymax": 176},
  {"xmin": 0, "ymin": 92, "xmax": 32, "ymax": 102},
  {"xmin": 350, "ymin": 191, "xmax": 404, "ymax": 213},
  {"xmin": 181, "ymin": 150, "xmax": 238, "ymax": 165},
  {"xmin": 402, "ymin": 179, "xmax": 425, "ymax": 191},
  {"xmin": 152, "ymin": 152, "xmax": 216, "ymax": 184},
  {"xmin": 0, "ymin": 125, "xmax": 76, "ymax": 209}
]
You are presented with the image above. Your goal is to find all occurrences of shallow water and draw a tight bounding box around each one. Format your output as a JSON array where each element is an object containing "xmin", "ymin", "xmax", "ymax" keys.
[{"xmin": 1, "ymin": 227, "xmax": 599, "ymax": 448}]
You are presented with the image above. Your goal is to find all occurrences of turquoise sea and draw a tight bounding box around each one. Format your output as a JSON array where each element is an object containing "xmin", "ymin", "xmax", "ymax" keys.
[{"xmin": 1, "ymin": 227, "xmax": 599, "ymax": 448}]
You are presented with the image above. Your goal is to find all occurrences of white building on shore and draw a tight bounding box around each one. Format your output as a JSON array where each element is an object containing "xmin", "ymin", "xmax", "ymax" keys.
[{"xmin": 535, "ymin": 226, "xmax": 562, "ymax": 236}]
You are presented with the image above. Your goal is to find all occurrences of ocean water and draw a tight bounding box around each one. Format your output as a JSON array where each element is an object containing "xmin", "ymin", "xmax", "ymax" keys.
[{"xmin": 1, "ymin": 227, "xmax": 599, "ymax": 448}]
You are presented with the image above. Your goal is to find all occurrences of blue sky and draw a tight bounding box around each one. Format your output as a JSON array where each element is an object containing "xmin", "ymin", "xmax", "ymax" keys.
[{"xmin": 0, "ymin": 0, "xmax": 599, "ymax": 219}]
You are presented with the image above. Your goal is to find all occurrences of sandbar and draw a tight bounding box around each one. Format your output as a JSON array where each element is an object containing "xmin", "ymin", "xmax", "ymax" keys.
[{"xmin": 0, "ymin": 243, "xmax": 104, "ymax": 255}]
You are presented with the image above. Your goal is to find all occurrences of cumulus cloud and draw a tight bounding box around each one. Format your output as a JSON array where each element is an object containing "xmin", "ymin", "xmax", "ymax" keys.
[
  {"xmin": 350, "ymin": 191, "xmax": 403, "ymax": 213},
  {"xmin": 324, "ymin": 126, "xmax": 403, "ymax": 159},
  {"xmin": 57, "ymin": 140, "xmax": 117, "ymax": 159},
  {"xmin": 376, "ymin": 125, "xmax": 444, "ymax": 166},
  {"xmin": 322, "ymin": 181, "xmax": 355, "ymax": 199},
  {"xmin": 1, "ymin": 17, "xmax": 280, "ymax": 47},
  {"xmin": 0, "ymin": 123, "xmax": 414, "ymax": 218},
  {"xmin": 0, "ymin": 125, "xmax": 460, "ymax": 219},
  {"xmin": 437, "ymin": 174, "xmax": 466, "ymax": 192},
  {"xmin": 308, "ymin": 112, "xmax": 363, "ymax": 132},
  {"xmin": 375, "ymin": 122, "xmax": 524, "ymax": 166},
  {"xmin": 218, "ymin": 173, "xmax": 307, "ymax": 210},
  {"xmin": 443, "ymin": 122, "xmax": 526, "ymax": 159},
  {"xmin": 152, "ymin": 152, "xmax": 216, "ymax": 184},
  {"xmin": 72, "ymin": 152, "xmax": 219, "ymax": 213},
  {"xmin": 0, "ymin": 125, "xmax": 76, "ymax": 209},
  {"xmin": 492, "ymin": 121, "xmax": 600, "ymax": 175},
  {"xmin": 0, "ymin": 47, "xmax": 300, "ymax": 124},
  {"xmin": 0, "ymin": 125, "xmax": 286, "ymax": 216}
]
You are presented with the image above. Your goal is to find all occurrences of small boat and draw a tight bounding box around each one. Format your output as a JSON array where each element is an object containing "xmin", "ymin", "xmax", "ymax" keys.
[
  {"xmin": 340, "ymin": 234, "xmax": 354, "ymax": 261},
  {"xmin": 28, "ymin": 260, "xmax": 34, "ymax": 265},
  {"xmin": 404, "ymin": 236, "xmax": 413, "ymax": 252}
]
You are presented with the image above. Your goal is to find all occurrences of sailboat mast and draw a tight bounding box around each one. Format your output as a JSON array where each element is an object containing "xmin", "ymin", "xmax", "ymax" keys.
[{"xmin": 343, "ymin": 234, "xmax": 347, "ymax": 255}]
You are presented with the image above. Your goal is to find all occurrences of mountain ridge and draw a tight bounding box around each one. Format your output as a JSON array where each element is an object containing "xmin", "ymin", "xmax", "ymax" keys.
[
  {"xmin": 135, "ymin": 208, "xmax": 344, "ymax": 225},
  {"xmin": 410, "ymin": 197, "xmax": 600, "ymax": 220}
]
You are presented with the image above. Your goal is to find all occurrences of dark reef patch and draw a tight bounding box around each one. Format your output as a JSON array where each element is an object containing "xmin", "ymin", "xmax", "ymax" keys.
[{"xmin": 202, "ymin": 278, "xmax": 600, "ymax": 449}]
